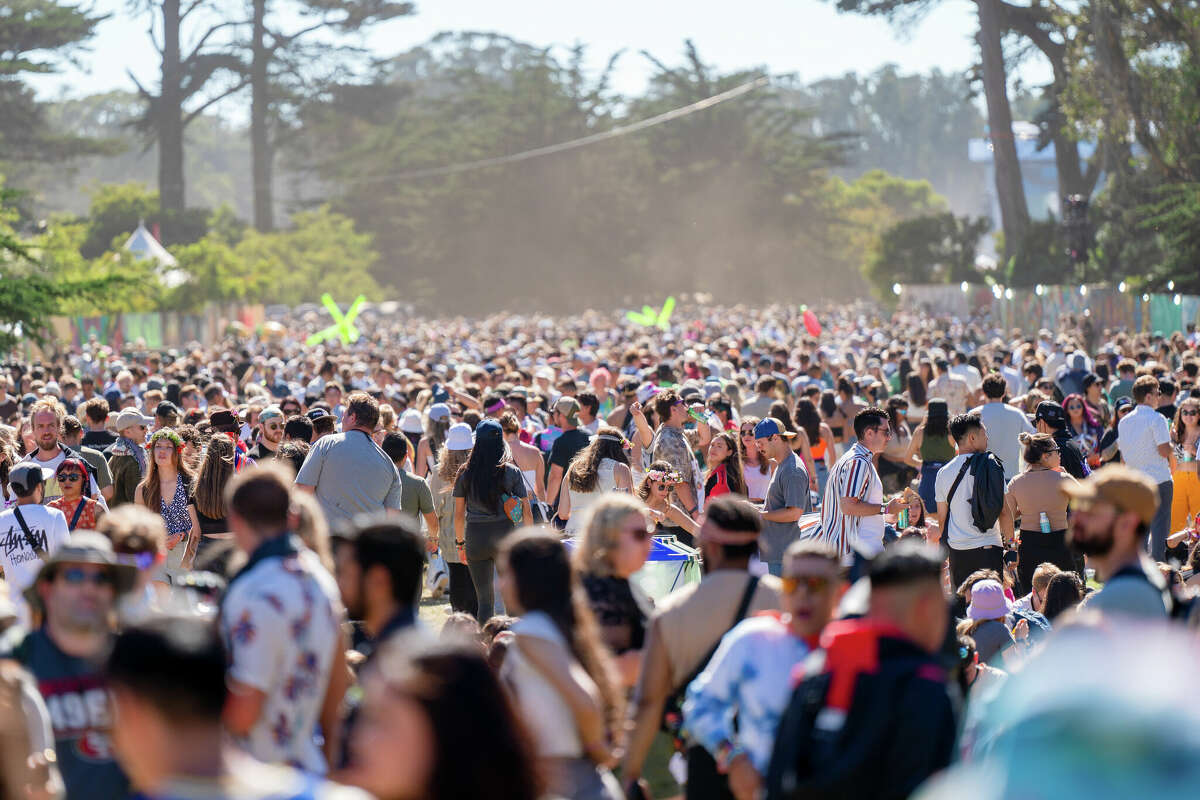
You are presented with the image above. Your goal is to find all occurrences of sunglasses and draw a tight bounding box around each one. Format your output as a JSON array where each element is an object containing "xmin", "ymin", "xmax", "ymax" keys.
[
  {"xmin": 58, "ymin": 567, "xmax": 114, "ymax": 587},
  {"xmin": 116, "ymin": 551, "xmax": 159, "ymax": 571},
  {"xmin": 265, "ymin": 423, "xmax": 283, "ymax": 431},
  {"xmin": 55, "ymin": 472, "xmax": 82, "ymax": 482},
  {"xmin": 781, "ymin": 574, "xmax": 832, "ymax": 595},
  {"xmin": 1183, "ymin": 409, "xmax": 1199, "ymax": 417},
  {"xmin": 740, "ymin": 430, "xmax": 754, "ymax": 437},
  {"xmin": 624, "ymin": 523, "xmax": 653, "ymax": 541}
]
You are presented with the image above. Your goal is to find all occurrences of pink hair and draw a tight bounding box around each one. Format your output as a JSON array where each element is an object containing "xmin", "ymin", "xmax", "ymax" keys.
[{"xmin": 1063, "ymin": 393, "xmax": 1101, "ymax": 432}]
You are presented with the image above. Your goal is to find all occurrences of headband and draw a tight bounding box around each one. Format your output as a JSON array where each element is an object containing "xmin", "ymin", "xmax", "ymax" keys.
[
  {"xmin": 597, "ymin": 434, "xmax": 629, "ymax": 446},
  {"xmin": 484, "ymin": 399, "xmax": 506, "ymax": 414}
]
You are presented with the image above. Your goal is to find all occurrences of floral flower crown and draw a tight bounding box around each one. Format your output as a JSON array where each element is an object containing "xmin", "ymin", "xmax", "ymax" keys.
[
  {"xmin": 646, "ymin": 468, "xmax": 683, "ymax": 484},
  {"xmin": 146, "ymin": 429, "xmax": 184, "ymax": 451}
]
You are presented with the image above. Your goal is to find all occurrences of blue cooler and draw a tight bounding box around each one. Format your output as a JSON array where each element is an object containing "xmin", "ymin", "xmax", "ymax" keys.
[{"xmin": 631, "ymin": 536, "xmax": 702, "ymax": 602}]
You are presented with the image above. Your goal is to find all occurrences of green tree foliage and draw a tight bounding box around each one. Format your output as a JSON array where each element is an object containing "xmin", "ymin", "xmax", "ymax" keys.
[
  {"xmin": 243, "ymin": 0, "xmax": 415, "ymax": 230},
  {"xmin": 125, "ymin": 0, "xmax": 247, "ymax": 218},
  {"xmin": 1062, "ymin": 0, "xmax": 1200, "ymax": 290},
  {"xmin": 799, "ymin": 67, "xmax": 988, "ymax": 215},
  {"xmin": 78, "ymin": 183, "xmax": 209, "ymax": 258},
  {"xmin": 0, "ymin": 0, "xmax": 117, "ymax": 172},
  {"xmin": 292, "ymin": 36, "xmax": 849, "ymax": 310},
  {"xmin": 0, "ymin": 178, "xmax": 136, "ymax": 349},
  {"xmin": 822, "ymin": 169, "xmax": 951, "ymax": 288},
  {"xmin": 15, "ymin": 91, "xmax": 252, "ymax": 220},
  {"xmin": 1000, "ymin": 218, "xmax": 1071, "ymax": 288},
  {"xmin": 168, "ymin": 205, "xmax": 381, "ymax": 308},
  {"xmin": 865, "ymin": 212, "xmax": 991, "ymax": 296}
]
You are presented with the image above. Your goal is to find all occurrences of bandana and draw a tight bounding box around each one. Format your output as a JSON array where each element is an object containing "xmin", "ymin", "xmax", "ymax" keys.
[{"xmin": 120, "ymin": 435, "xmax": 147, "ymax": 476}]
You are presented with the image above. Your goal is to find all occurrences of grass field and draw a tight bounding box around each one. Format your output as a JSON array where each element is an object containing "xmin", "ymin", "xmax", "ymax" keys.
[{"xmin": 417, "ymin": 588, "xmax": 454, "ymax": 629}]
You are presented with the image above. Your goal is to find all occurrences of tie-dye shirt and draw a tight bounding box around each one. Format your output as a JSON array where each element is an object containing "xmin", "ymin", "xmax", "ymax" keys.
[{"xmin": 682, "ymin": 614, "xmax": 811, "ymax": 773}]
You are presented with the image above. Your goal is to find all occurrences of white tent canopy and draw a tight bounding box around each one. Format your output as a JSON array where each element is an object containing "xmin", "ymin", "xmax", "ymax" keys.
[
  {"xmin": 122, "ymin": 220, "xmax": 177, "ymax": 267},
  {"xmin": 123, "ymin": 220, "xmax": 187, "ymax": 288}
]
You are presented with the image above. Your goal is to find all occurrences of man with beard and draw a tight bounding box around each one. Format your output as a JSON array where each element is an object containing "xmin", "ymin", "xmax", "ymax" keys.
[
  {"xmin": 17, "ymin": 400, "xmax": 105, "ymax": 505},
  {"xmin": 329, "ymin": 517, "xmax": 428, "ymax": 771},
  {"xmin": 1065, "ymin": 465, "xmax": 1170, "ymax": 620},
  {"xmin": 2, "ymin": 531, "xmax": 138, "ymax": 799},
  {"xmin": 246, "ymin": 405, "xmax": 284, "ymax": 461},
  {"xmin": 331, "ymin": 517, "xmax": 427, "ymax": 663}
]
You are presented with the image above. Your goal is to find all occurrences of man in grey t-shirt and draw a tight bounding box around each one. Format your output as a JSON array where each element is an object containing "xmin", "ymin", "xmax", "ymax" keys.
[
  {"xmin": 296, "ymin": 393, "xmax": 403, "ymax": 526},
  {"xmin": 972, "ymin": 373, "xmax": 1034, "ymax": 482},
  {"xmin": 754, "ymin": 418, "xmax": 811, "ymax": 576}
]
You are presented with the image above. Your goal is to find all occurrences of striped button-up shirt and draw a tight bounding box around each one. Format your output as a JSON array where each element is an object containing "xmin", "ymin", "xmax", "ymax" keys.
[{"xmin": 818, "ymin": 442, "xmax": 883, "ymax": 559}]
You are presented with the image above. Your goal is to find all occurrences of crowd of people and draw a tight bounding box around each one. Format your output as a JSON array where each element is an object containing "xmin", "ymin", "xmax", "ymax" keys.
[{"xmin": 0, "ymin": 299, "xmax": 1199, "ymax": 800}]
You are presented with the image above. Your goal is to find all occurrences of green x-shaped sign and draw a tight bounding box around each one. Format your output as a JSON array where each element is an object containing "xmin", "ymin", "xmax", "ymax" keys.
[
  {"xmin": 625, "ymin": 296, "xmax": 676, "ymax": 331},
  {"xmin": 306, "ymin": 294, "xmax": 365, "ymax": 346}
]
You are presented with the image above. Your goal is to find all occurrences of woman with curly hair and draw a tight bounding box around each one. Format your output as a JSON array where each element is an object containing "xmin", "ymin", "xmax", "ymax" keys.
[
  {"xmin": 557, "ymin": 426, "xmax": 633, "ymax": 535},
  {"xmin": 134, "ymin": 428, "xmax": 200, "ymax": 575}
]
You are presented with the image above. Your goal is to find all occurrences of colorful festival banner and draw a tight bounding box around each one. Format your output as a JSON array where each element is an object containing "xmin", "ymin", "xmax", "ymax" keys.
[{"xmin": 903, "ymin": 285, "xmax": 1195, "ymax": 336}]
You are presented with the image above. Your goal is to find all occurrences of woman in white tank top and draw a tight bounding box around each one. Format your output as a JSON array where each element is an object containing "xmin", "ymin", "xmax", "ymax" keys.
[{"xmin": 557, "ymin": 427, "xmax": 634, "ymax": 535}]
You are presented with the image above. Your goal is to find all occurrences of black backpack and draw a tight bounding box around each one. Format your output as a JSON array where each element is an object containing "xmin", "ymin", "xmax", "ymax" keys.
[
  {"xmin": 944, "ymin": 452, "xmax": 1006, "ymax": 535},
  {"xmin": 765, "ymin": 649, "xmax": 941, "ymax": 800}
]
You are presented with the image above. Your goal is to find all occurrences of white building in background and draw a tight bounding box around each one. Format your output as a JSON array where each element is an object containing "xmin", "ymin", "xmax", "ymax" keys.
[{"xmin": 968, "ymin": 121, "xmax": 1099, "ymax": 226}]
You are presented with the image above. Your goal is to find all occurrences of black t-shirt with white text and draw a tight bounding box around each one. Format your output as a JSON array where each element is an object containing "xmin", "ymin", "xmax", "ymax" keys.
[{"xmin": 7, "ymin": 629, "xmax": 130, "ymax": 800}]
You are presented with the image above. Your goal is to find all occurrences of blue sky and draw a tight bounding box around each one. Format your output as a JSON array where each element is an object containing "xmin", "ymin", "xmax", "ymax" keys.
[{"xmin": 30, "ymin": 0, "xmax": 1049, "ymax": 108}]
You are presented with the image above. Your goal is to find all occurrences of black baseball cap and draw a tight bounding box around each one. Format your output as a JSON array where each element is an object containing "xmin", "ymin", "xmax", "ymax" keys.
[
  {"xmin": 1034, "ymin": 401, "xmax": 1068, "ymax": 430},
  {"xmin": 156, "ymin": 401, "xmax": 181, "ymax": 417}
]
